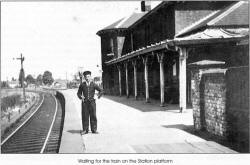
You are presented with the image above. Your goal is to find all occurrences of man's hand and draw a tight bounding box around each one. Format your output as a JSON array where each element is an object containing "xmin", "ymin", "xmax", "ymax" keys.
[{"xmin": 81, "ymin": 95, "xmax": 85, "ymax": 102}]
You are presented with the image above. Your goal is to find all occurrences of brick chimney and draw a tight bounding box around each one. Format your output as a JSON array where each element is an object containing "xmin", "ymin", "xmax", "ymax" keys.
[{"xmin": 141, "ymin": 1, "xmax": 151, "ymax": 12}]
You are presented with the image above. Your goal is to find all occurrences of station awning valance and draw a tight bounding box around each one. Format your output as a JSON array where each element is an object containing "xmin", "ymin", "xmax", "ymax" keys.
[
  {"xmin": 105, "ymin": 40, "xmax": 169, "ymax": 65},
  {"xmin": 105, "ymin": 28, "xmax": 248, "ymax": 66}
]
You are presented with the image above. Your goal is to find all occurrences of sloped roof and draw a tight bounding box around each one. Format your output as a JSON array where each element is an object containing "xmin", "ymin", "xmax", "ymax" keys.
[
  {"xmin": 97, "ymin": 12, "xmax": 147, "ymax": 35},
  {"xmin": 208, "ymin": 1, "xmax": 249, "ymax": 26},
  {"xmin": 175, "ymin": 28, "xmax": 248, "ymax": 41},
  {"xmin": 102, "ymin": 18, "xmax": 125, "ymax": 30},
  {"xmin": 176, "ymin": 1, "xmax": 249, "ymax": 37},
  {"xmin": 115, "ymin": 12, "xmax": 147, "ymax": 29}
]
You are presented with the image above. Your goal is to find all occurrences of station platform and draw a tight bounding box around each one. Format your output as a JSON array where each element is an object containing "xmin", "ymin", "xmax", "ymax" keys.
[
  {"xmin": 58, "ymin": 89, "xmax": 237, "ymax": 153},
  {"xmin": 58, "ymin": 90, "xmax": 85, "ymax": 153}
]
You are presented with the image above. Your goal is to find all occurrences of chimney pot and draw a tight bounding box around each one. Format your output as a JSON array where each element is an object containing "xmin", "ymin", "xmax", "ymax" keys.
[{"xmin": 141, "ymin": 1, "xmax": 151, "ymax": 12}]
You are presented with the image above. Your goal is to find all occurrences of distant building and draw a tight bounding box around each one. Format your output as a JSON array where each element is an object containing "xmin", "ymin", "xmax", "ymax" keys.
[
  {"xmin": 27, "ymin": 84, "xmax": 36, "ymax": 88},
  {"xmin": 8, "ymin": 80, "xmax": 19, "ymax": 88},
  {"xmin": 53, "ymin": 79, "xmax": 67, "ymax": 89}
]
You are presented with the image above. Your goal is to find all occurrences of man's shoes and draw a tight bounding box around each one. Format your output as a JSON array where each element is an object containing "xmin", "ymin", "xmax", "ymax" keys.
[
  {"xmin": 92, "ymin": 131, "xmax": 99, "ymax": 134},
  {"xmin": 80, "ymin": 130, "xmax": 88, "ymax": 135}
]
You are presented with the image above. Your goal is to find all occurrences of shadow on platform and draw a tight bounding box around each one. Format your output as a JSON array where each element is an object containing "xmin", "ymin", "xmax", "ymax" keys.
[
  {"xmin": 162, "ymin": 124, "xmax": 223, "ymax": 142},
  {"xmin": 103, "ymin": 95, "xmax": 181, "ymax": 112},
  {"xmin": 162, "ymin": 124, "xmax": 194, "ymax": 131},
  {"xmin": 67, "ymin": 130, "xmax": 81, "ymax": 134},
  {"xmin": 161, "ymin": 124, "xmax": 240, "ymax": 152}
]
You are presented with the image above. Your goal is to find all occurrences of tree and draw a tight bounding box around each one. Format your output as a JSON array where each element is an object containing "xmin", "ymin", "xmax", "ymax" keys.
[
  {"xmin": 42, "ymin": 71, "xmax": 54, "ymax": 85},
  {"xmin": 1, "ymin": 81, "xmax": 9, "ymax": 88},
  {"xmin": 26, "ymin": 74, "xmax": 35, "ymax": 84},
  {"xmin": 18, "ymin": 68, "xmax": 25, "ymax": 87},
  {"xmin": 36, "ymin": 74, "xmax": 43, "ymax": 85}
]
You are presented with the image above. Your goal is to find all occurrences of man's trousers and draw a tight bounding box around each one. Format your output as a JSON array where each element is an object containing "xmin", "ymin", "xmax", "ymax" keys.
[{"xmin": 81, "ymin": 100, "xmax": 97, "ymax": 132}]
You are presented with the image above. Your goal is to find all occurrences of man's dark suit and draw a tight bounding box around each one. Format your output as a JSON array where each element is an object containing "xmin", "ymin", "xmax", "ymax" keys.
[{"xmin": 77, "ymin": 81, "xmax": 103, "ymax": 133}]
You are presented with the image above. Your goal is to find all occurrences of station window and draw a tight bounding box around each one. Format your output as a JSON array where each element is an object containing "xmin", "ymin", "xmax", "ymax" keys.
[
  {"xmin": 173, "ymin": 61, "xmax": 177, "ymax": 76},
  {"xmin": 110, "ymin": 38, "xmax": 114, "ymax": 53},
  {"xmin": 107, "ymin": 38, "xmax": 114, "ymax": 56}
]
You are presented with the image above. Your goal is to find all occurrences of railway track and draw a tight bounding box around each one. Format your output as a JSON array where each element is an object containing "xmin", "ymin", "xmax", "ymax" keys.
[{"xmin": 1, "ymin": 92, "xmax": 64, "ymax": 153}]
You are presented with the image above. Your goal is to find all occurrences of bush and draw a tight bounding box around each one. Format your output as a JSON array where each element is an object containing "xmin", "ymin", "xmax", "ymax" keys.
[{"xmin": 1, "ymin": 95, "xmax": 22, "ymax": 113}]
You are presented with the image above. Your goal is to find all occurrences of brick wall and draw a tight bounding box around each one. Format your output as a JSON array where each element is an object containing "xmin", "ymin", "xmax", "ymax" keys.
[
  {"xmin": 191, "ymin": 69, "xmax": 227, "ymax": 137},
  {"xmin": 203, "ymin": 73, "xmax": 227, "ymax": 137},
  {"xmin": 191, "ymin": 69, "xmax": 202, "ymax": 130}
]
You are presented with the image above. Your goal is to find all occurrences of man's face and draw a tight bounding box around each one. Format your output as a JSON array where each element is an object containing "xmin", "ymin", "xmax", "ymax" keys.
[{"xmin": 84, "ymin": 74, "xmax": 91, "ymax": 82}]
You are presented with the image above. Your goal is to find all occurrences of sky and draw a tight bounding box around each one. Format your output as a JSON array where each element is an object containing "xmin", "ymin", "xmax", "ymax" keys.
[{"xmin": 1, "ymin": 1, "xmax": 161, "ymax": 81}]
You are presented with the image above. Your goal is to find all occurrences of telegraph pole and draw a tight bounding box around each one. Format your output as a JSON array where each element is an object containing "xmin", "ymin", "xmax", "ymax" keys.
[{"xmin": 14, "ymin": 54, "xmax": 26, "ymax": 102}]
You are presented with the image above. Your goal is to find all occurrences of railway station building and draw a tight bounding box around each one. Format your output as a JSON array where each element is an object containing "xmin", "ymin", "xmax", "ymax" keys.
[{"xmin": 97, "ymin": 1, "xmax": 249, "ymax": 152}]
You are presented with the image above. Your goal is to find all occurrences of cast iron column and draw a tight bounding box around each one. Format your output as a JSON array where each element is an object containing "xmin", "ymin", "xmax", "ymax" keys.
[
  {"xmin": 142, "ymin": 56, "xmax": 149, "ymax": 103},
  {"xmin": 157, "ymin": 53, "xmax": 165, "ymax": 107},
  {"xmin": 178, "ymin": 47, "xmax": 187, "ymax": 112},
  {"xmin": 124, "ymin": 62, "xmax": 129, "ymax": 98},
  {"xmin": 117, "ymin": 65, "xmax": 122, "ymax": 97},
  {"xmin": 132, "ymin": 60, "xmax": 137, "ymax": 100}
]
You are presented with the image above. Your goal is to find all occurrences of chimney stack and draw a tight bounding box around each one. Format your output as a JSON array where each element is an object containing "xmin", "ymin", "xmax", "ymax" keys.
[{"xmin": 141, "ymin": 1, "xmax": 151, "ymax": 12}]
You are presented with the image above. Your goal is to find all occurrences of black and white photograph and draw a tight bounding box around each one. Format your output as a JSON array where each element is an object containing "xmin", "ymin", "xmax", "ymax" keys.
[{"xmin": 0, "ymin": 0, "xmax": 249, "ymax": 164}]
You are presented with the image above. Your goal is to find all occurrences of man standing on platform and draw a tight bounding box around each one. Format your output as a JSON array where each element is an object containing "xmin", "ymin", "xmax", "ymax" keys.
[{"xmin": 77, "ymin": 71, "xmax": 103, "ymax": 135}]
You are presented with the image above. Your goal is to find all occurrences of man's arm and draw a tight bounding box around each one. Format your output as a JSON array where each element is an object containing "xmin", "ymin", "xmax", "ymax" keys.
[
  {"xmin": 94, "ymin": 84, "xmax": 103, "ymax": 99},
  {"xmin": 77, "ymin": 84, "xmax": 83, "ymax": 100}
]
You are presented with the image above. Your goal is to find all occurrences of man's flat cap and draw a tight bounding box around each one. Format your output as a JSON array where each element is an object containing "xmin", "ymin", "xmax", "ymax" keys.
[{"xmin": 83, "ymin": 71, "xmax": 91, "ymax": 76}]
